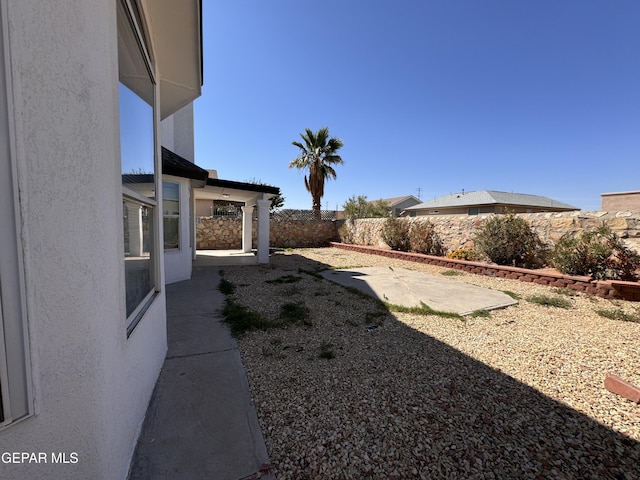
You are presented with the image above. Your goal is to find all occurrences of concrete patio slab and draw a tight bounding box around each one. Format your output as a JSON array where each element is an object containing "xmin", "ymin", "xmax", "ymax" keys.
[{"xmin": 321, "ymin": 266, "xmax": 518, "ymax": 315}]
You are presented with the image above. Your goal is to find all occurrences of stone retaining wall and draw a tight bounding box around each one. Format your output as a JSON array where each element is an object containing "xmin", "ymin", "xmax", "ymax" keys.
[
  {"xmin": 331, "ymin": 243, "xmax": 640, "ymax": 301},
  {"xmin": 339, "ymin": 211, "xmax": 640, "ymax": 253},
  {"xmin": 196, "ymin": 217, "xmax": 341, "ymax": 249}
]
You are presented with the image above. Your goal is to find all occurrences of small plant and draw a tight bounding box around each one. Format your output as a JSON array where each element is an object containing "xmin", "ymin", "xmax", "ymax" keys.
[
  {"xmin": 218, "ymin": 278, "xmax": 236, "ymax": 295},
  {"xmin": 298, "ymin": 267, "xmax": 324, "ymax": 280},
  {"xmin": 446, "ymin": 248, "xmax": 479, "ymax": 261},
  {"xmin": 266, "ymin": 275, "xmax": 303, "ymax": 284},
  {"xmin": 221, "ymin": 299, "xmax": 271, "ymax": 336},
  {"xmin": 381, "ymin": 217, "xmax": 411, "ymax": 251},
  {"xmin": 365, "ymin": 310, "xmax": 386, "ymax": 326},
  {"xmin": 595, "ymin": 308, "xmax": 640, "ymax": 323},
  {"xmin": 262, "ymin": 338, "xmax": 286, "ymax": 359},
  {"xmin": 551, "ymin": 287, "xmax": 578, "ymax": 297},
  {"xmin": 408, "ymin": 220, "xmax": 444, "ymax": 256},
  {"xmin": 441, "ymin": 269, "xmax": 462, "ymax": 276},
  {"xmin": 526, "ymin": 295, "xmax": 572, "ymax": 309},
  {"xmin": 278, "ymin": 302, "xmax": 312, "ymax": 326},
  {"xmin": 319, "ymin": 341, "xmax": 336, "ymax": 359},
  {"xmin": 501, "ymin": 290, "xmax": 521, "ymax": 300},
  {"xmin": 386, "ymin": 301, "xmax": 463, "ymax": 320},
  {"xmin": 473, "ymin": 213, "xmax": 547, "ymax": 268},
  {"xmin": 549, "ymin": 226, "xmax": 640, "ymax": 281},
  {"xmin": 468, "ymin": 309, "xmax": 491, "ymax": 318}
]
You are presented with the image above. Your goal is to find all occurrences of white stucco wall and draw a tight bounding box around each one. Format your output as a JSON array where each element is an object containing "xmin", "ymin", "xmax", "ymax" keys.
[
  {"xmin": 0, "ymin": 1, "xmax": 167, "ymax": 479},
  {"xmin": 163, "ymin": 175, "xmax": 193, "ymax": 284},
  {"xmin": 160, "ymin": 103, "xmax": 195, "ymax": 162}
]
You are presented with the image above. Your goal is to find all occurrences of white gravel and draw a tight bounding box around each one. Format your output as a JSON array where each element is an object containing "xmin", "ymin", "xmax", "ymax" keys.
[{"xmin": 221, "ymin": 247, "xmax": 640, "ymax": 480}]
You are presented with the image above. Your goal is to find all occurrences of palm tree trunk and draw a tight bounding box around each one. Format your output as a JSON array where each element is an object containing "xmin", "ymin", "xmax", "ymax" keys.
[{"xmin": 312, "ymin": 195, "xmax": 321, "ymax": 220}]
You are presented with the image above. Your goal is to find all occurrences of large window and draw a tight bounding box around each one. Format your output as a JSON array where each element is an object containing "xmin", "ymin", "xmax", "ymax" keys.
[
  {"xmin": 118, "ymin": 0, "xmax": 158, "ymax": 332},
  {"xmin": 163, "ymin": 182, "xmax": 180, "ymax": 250}
]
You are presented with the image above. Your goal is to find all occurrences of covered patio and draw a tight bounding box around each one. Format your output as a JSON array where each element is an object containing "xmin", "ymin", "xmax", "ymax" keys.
[{"xmin": 194, "ymin": 177, "xmax": 279, "ymax": 264}]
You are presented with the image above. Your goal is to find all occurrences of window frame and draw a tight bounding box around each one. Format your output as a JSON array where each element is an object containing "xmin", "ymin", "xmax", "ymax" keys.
[
  {"xmin": 0, "ymin": 0, "xmax": 33, "ymax": 429},
  {"xmin": 118, "ymin": 0, "xmax": 161, "ymax": 336},
  {"xmin": 162, "ymin": 181, "xmax": 181, "ymax": 251}
]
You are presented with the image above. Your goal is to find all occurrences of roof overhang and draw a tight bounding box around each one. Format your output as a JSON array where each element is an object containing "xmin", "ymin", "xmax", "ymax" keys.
[
  {"xmin": 196, "ymin": 178, "xmax": 280, "ymax": 205},
  {"xmin": 162, "ymin": 147, "xmax": 208, "ymax": 187},
  {"xmin": 144, "ymin": 0, "xmax": 203, "ymax": 119}
]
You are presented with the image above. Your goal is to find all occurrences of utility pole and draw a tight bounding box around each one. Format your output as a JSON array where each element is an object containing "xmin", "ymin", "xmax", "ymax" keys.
[{"xmin": 417, "ymin": 187, "xmax": 422, "ymax": 200}]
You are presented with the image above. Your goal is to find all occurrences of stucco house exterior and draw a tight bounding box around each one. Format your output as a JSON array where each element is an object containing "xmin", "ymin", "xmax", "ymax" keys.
[
  {"xmin": 0, "ymin": 1, "xmax": 206, "ymax": 478},
  {"xmin": 601, "ymin": 190, "xmax": 640, "ymax": 212},
  {"xmin": 403, "ymin": 190, "xmax": 579, "ymax": 216},
  {"xmin": 376, "ymin": 195, "xmax": 422, "ymax": 217}
]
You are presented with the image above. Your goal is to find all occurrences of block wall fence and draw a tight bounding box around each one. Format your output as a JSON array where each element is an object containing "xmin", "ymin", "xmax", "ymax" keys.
[
  {"xmin": 195, "ymin": 210, "xmax": 640, "ymax": 300},
  {"xmin": 197, "ymin": 210, "xmax": 640, "ymax": 253},
  {"xmin": 195, "ymin": 216, "xmax": 341, "ymax": 250}
]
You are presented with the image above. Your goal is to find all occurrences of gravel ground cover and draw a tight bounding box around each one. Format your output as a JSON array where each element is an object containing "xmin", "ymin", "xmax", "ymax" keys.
[{"xmin": 220, "ymin": 247, "xmax": 640, "ymax": 479}]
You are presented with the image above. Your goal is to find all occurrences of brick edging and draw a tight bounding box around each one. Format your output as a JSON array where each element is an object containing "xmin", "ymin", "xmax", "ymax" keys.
[{"xmin": 330, "ymin": 242, "xmax": 640, "ymax": 301}]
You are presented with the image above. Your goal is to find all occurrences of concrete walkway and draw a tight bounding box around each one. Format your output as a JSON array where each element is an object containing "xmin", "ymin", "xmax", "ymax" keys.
[{"xmin": 128, "ymin": 260, "xmax": 274, "ymax": 480}]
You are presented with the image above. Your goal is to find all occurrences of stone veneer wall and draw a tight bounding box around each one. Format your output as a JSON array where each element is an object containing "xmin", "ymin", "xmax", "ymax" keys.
[
  {"xmin": 339, "ymin": 211, "xmax": 640, "ymax": 253},
  {"xmin": 196, "ymin": 217, "xmax": 342, "ymax": 249}
]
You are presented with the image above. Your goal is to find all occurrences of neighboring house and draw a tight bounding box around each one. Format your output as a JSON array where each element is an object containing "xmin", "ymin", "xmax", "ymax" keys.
[
  {"xmin": 601, "ymin": 190, "xmax": 640, "ymax": 212},
  {"xmin": 0, "ymin": 1, "xmax": 207, "ymax": 478},
  {"xmin": 376, "ymin": 195, "xmax": 422, "ymax": 217},
  {"xmin": 403, "ymin": 190, "xmax": 579, "ymax": 216}
]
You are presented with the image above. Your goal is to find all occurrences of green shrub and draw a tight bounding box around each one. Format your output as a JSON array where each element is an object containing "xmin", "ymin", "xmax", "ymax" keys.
[
  {"xmin": 549, "ymin": 226, "xmax": 640, "ymax": 281},
  {"xmin": 408, "ymin": 221, "xmax": 444, "ymax": 256},
  {"xmin": 381, "ymin": 217, "xmax": 410, "ymax": 251},
  {"xmin": 473, "ymin": 213, "xmax": 547, "ymax": 268},
  {"xmin": 446, "ymin": 248, "xmax": 479, "ymax": 261}
]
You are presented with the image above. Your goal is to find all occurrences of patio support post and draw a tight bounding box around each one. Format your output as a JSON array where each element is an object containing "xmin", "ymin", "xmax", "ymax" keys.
[
  {"xmin": 127, "ymin": 205, "xmax": 143, "ymax": 256},
  {"xmin": 241, "ymin": 205, "xmax": 253, "ymax": 253},
  {"xmin": 256, "ymin": 197, "xmax": 270, "ymax": 263}
]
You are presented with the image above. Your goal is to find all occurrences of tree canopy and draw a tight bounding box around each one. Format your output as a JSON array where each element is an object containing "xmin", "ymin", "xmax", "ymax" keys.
[
  {"xmin": 342, "ymin": 195, "xmax": 392, "ymax": 219},
  {"xmin": 289, "ymin": 127, "xmax": 343, "ymax": 218}
]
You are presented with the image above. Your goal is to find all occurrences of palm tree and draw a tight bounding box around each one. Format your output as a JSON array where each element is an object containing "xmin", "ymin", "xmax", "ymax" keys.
[{"xmin": 289, "ymin": 127, "xmax": 344, "ymax": 219}]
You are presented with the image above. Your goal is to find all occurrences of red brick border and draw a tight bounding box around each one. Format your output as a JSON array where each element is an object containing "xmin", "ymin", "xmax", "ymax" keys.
[
  {"xmin": 330, "ymin": 242, "xmax": 640, "ymax": 301},
  {"xmin": 604, "ymin": 374, "xmax": 640, "ymax": 403}
]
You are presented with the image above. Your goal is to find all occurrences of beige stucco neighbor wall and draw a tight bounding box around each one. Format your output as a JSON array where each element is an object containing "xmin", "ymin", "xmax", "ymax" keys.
[
  {"xmin": 601, "ymin": 191, "xmax": 640, "ymax": 212},
  {"xmin": 196, "ymin": 217, "xmax": 342, "ymax": 249},
  {"xmin": 341, "ymin": 211, "xmax": 640, "ymax": 254}
]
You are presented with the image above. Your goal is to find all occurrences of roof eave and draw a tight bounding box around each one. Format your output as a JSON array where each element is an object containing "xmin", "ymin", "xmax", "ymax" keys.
[{"xmin": 144, "ymin": 0, "xmax": 203, "ymax": 120}]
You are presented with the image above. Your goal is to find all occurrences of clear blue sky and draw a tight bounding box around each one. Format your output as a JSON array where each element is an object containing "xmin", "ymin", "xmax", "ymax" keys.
[{"xmin": 194, "ymin": 0, "xmax": 640, "ymax": 212}]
